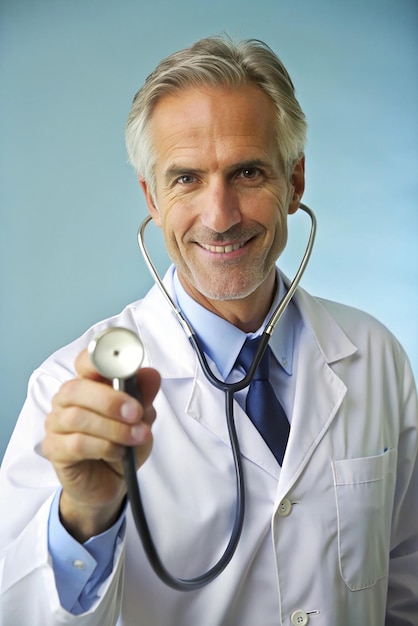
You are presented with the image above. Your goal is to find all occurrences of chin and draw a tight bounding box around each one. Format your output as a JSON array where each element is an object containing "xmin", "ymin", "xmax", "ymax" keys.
[{"xmin": 194, "ymin": 277, "xmax": 265, "ymax": 302}]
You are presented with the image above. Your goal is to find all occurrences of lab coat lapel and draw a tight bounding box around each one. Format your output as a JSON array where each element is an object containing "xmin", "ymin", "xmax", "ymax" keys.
[
  {"xmin": 276, "ymin": 285, "xmax": 358, "ymax": 499},
  {"xmin": 186, "ymin": 356, "xmax": 283, "ymax": 477}
]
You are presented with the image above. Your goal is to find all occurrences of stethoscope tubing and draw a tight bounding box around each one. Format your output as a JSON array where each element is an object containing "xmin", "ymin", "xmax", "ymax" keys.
[{"xmin": 125, "ymin": 203, "xmax": 317, "ymax": 590}]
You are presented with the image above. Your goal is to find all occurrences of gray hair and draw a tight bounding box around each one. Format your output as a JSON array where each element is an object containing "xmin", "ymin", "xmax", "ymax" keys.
[{"xmin": 125, "ymin": 35, "xmax": 307, "ymax": 198}]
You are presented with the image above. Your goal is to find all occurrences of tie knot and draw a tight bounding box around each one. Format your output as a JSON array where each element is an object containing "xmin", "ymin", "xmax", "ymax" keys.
[{"xmin": 236, "ymin": 337, "xmax": 270, "ymax": 381}]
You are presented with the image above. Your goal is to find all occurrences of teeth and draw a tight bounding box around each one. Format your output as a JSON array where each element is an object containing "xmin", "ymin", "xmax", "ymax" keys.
[{"xmin": 201, "ymin": 242, "xmax": 244, "ymax": 253}]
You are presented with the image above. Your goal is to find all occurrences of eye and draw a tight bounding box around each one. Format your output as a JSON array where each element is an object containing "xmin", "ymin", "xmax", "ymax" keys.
[
  {"xmin": 175, "ymin": 174, "xmax": 197, "ymax": 185},
  {"xmin": 238, "ymin": 167, "xmax": 261, "ymax": 180}
]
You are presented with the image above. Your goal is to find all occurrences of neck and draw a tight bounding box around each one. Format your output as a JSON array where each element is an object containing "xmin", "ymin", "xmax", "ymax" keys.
[{"xmin": 177, "ymin": 270, "xmax": 277, "ymax": 333}]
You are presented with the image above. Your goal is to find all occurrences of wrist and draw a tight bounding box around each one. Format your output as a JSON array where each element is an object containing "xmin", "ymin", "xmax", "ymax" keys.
[{"xmin": 59, "ymin": 490, "xmax": 126, "ymax": 543}]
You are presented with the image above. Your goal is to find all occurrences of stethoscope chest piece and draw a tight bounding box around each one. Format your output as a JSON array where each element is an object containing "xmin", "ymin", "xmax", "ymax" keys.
[{"xmin": 88, "ymin": 327, "xmax": 144, "ymax": 381}]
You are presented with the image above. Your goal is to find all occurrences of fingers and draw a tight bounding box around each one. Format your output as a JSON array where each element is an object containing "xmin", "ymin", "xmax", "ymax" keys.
[
  {"xmin": 47, "ymin": 385, "xmax": 147, "ymax": 458},
  {"xmin": 44, "ymin": 348, "xmax": 161, "ymax": 465},
  {"xmin": 75, "ymin": 347, "xmax": 161, "ymax": 412}
]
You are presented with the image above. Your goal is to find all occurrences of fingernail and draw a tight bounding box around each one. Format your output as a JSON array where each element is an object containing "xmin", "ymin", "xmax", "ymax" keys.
[
  {"xmin": 120, "ymin": 400, "xmax": 138, "ymax": 421},
  {"xmin": 131, "ymin": 424, "xmax": 146, "ymax": 443}
]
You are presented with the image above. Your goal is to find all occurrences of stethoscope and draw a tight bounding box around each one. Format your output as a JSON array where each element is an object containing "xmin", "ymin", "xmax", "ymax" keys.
[{"xmin": 88, "ymin": 202, "xmax": 316, "ymax": 591}]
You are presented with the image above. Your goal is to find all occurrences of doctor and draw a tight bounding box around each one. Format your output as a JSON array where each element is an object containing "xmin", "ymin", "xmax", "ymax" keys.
[{"xmin": 0, "ymin": 36, "xmax": 417, "ymax": 626}]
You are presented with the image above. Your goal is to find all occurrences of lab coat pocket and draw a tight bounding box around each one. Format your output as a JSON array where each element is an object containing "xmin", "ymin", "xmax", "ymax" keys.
[{"xmin": 332, "ymin": 448, "xmax": 397, "ymax": 591}]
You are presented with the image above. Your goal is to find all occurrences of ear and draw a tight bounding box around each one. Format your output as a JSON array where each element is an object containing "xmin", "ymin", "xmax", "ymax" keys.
[
  {"xmin": 288, "ymin": 156, "xmax": 305, "ymax": 215},
  {"xmin": 139, "ymin": 178, "xmax": 161, "ymax": 227}
]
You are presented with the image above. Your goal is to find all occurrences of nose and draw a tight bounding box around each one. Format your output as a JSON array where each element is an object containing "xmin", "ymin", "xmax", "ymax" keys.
[{"xmin": 200, "ymin": 179, "xmax": 242, "ymax": 233}]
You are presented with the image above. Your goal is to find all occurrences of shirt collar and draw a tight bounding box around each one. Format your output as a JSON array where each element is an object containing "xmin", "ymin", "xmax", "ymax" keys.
[{"xmin": 173, "ymin": 268, "xmax": 296, "ymax": 380}]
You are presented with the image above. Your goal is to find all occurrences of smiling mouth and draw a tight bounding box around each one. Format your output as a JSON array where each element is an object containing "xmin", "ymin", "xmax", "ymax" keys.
[{"xmin": 200, "ymin": 242, "xmax": 246, "ymax": 254}]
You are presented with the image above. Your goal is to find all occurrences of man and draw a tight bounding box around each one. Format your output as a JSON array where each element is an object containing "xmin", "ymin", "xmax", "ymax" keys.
[{"xmin": 0, "ymin": 36, "xmax": 417, "ymax": 626}]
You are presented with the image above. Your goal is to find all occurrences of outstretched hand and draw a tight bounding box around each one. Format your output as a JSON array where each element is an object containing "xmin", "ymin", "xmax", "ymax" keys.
[{"xmin": 42, "ymin": 347, "xmax": 161, "ymax": 542}]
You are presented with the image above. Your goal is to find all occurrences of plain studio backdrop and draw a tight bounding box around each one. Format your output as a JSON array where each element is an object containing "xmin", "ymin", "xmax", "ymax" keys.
[{"xmin": 1, "ymin": 0, "xmax": 417, "ymax": 461}]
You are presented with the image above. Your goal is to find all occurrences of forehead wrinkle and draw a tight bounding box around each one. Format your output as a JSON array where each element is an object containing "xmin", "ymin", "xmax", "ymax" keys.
[
  {"xmin": 150, "ymin": 85, "xmax": 281, "ymax": 181},
  {"xmin": 160, "ymin": 128, "xmax": 275, "ymax": 168}
]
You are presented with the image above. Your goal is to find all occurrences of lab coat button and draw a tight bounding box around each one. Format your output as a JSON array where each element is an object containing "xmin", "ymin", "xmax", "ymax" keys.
[
  {"xmin": 290, "ymin": 609, "xmax": 309, "ymax": 625},
  {"xmin": 278, "ymin": 498, "xmax": 292, "ymax": 516}
]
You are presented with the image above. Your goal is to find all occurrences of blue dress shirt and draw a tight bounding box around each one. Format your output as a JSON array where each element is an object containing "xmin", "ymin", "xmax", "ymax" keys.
[{"xmin": 172, "ymin": 268, "xmax": 300, "ymax": 420}]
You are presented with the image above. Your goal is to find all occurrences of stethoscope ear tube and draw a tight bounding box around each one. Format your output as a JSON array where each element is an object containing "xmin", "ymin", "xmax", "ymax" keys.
[{"xmin": 266, "ymin": 203, "xmax": 316, "ymax": 334}]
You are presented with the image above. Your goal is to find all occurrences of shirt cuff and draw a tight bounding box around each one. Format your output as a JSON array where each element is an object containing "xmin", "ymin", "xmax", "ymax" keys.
[{"xmin": 48, "ymin": 488, "xmax": 126, "ymax": 614}]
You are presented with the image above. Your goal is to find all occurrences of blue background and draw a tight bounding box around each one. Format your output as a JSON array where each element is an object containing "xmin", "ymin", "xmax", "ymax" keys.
[{"xmin": 1, "ymin": 0, "xmax": 417, "ymax": 461}]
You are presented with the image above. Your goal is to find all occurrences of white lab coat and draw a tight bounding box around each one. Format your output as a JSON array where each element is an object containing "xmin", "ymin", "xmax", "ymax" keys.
[{"xmin": 0, "ymin": 270, "xmax": 417, "ymax": 626}]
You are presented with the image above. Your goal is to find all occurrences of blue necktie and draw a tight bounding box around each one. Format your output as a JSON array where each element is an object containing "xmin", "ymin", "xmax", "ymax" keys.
[{"xmin": 236, "ymin": 337, "xmax": 290, "ymax": 465}]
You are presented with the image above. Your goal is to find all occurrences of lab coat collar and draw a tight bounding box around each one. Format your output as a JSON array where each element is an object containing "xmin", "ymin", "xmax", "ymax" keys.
[
  {"xmin": 132, "ymin": 268, "xmax": 195, "ymax": 379},
  {"xmin": 289, "ymin": 279, "xmax": 358, "ymax": 364}
]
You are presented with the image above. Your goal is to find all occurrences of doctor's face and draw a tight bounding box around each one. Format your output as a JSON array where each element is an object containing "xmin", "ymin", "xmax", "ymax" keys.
[{"xmin": 141, "ymin": 84, "xmax": 304, "ymax": 313}]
